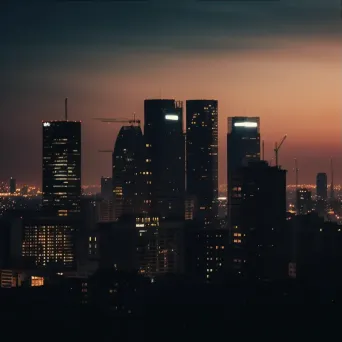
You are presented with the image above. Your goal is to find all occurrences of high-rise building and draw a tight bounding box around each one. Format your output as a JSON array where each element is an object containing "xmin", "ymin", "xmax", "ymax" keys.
[
  {"xmin": 100, "ymin": 177, "xmax": 112, "ymax": 200},
  {"xmin": 186, "ymin": 100, "xmax": 218, "ymax": 226},
  {"xmin": 9, "ymin": 177, "xmax": 16, "ymax": 194},
  {"xmin": 144, "ymin": 99, "xmax": 185, "ymax": 219},
  {"xmin": 112, "ymin": 125, "xmax": 145, "ymax": 219},
  {"xmin": 42, "ymin": 121, "xmax": 81, "ymax": 217},
  {"xmin": 316, "ymin": 173, "xmax": 328, "ymax": 201},
  {"xmin": 316, "ymin": 172, "xmax": 328, "ymax": 217},
  {"xmin": 229, "ymin": 161, "xmax": 287, "ymax": 280},
  {"xmin": 227, "ymin": 117, "xmax": 260, "ymax": 226},
  {"xmin": 22, "ymin": 216, "xmax": 78, "ymax": 270},
  {"xmin": 296, "ymin": 188, "xmax": 312, "ymax": 215}
]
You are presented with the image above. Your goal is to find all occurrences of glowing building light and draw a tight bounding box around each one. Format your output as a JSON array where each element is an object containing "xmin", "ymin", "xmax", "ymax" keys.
[
  {"xmin": 165, "ymin": 114, "xmax": 179, "ymax": 121},
  {"xmin": 234, "ymin": 122, "xmax": 257, "ymax": 128},
  {"xmin": 43, "ymin": 122, "xmax": 51, "ymax": 127}
]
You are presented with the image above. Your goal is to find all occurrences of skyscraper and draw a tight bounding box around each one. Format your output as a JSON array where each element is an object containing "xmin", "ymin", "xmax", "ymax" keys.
[
  {"xmin": 296, "ymin": 188, "xmax": 312, "ymax": 215},
  {"xmin": 112, "ymin": 125, "xmax": 145, "ymax": 219},
  {"xmin": 229, "ymin": 161, "xmax": 287, "ymax": 280},
  {"xmin": 316, "ymin": 172, "xmax": 328, "ymax": 217},
  {"xmin": 101, "ymin": 176, "xmax": 112, "ymax": 200},
  {"xmin": 227, "ymin": 117, "xmax": 260, "ymax": 225},
  {"xmin": 316, "ymin": 173, "xmax": 328, "ymax": 201},
  {"xmin": 186, "ymin": 100, "xmax": 218, "ymax": 225},
  {"xmin": 42, "ymin": 121, "xmax": 81, "ymax": 217},
  {"xmin": 9, "ymin": 177, "xmax": 16, "ymax": 194},
  {"xmin": 144, "ymin": 99, "xmax": 185, "ymax": 219}
]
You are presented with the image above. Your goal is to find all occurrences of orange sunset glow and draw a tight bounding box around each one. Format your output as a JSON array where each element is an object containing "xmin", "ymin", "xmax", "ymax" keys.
[{"xmin": 1, "ymin": 0, "xmax": 341, "ymax": 185}]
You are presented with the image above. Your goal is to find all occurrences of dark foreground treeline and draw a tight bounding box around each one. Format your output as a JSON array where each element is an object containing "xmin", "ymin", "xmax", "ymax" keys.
[{"xmin": 0, "ymin": 272, "xmax": 341, "ymax": 339}]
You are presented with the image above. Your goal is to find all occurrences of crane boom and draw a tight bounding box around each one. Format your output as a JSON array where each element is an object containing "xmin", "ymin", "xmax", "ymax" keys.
[
  {"xmin": 274, "ymin": 134, "xmax": 287, "ymax": 167},
  {"xmin": 93, "ymin": 113, "xmax": 141, "ymax": 125}
]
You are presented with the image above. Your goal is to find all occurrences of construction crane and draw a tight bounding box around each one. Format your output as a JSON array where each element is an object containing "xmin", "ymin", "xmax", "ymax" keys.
[
  {"xmin": 93, "ymin": 113, "xmax": 141, "ymax": 126},
  {"xmin": 274, "ymin": 135, "xmax": 287, "ymax": 167}
]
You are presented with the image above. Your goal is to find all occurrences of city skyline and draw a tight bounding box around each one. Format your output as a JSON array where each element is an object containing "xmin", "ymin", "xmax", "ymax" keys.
[{"xmin": 1, "ymin": 0, "xmax": 341, "ymax": 185}]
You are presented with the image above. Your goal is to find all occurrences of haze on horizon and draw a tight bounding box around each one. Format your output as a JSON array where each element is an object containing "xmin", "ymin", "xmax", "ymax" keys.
[{"xmin": 1, "ymin": 0, "xmax": 341, "ymax": 186}]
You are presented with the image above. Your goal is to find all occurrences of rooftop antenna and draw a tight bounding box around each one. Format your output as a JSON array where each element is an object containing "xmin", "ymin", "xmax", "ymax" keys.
[
  {"xmin": 261, "ymin": 140, "xmax": 265, "ymax": 160},
  {"xmin": 65, "ymin": 98, "xmax": 68, "ymax": 121}
]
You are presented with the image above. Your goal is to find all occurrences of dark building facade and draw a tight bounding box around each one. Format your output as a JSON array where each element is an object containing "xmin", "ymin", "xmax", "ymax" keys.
[
  {"xmin": 100, "ymin": 177, "xmax": 112, "ymax": 200},
  {"xmin": 316, "ymin": 173, "xmax": 327, "ymax": 217},
  {"xmin": 98, "ymin": 215, "xmax": 185, "ymax": 277},
  {"xmin": 144, "ymin": 99, "xmax": 185, "ymax": 219},
  {"xmin": 296, "ymin": 188, "xmax": 312, "ymax": 215},
  {"xmin": 316, "ymin": 173, "xmax": 328, "ymax": 201},
  {"xmin": 229, "ymin": 161, "xmax": 287, "ymax": 280},
  {"xmin": 112, "ymin": 125, "xmax": 145, "ymax": 219},
  {"xmin": 21, "ymin": 216, "xmax": 78, "ymax": 270},
  {"xmin": 186, "ymin": 100, "xmax": 218, "ymax": 226},
  {"xmin": 227, "ymin": 117, "xmax": 260, "ymax": 226},
  {"xmin": 9, "ymin": 177, "xmax": 16, "ymax": 194},
  {"xmin": 42, "ymin": 121, "xmax": 81, "ymax": 217},
  {"xmin": 289, "ymin": 213, "xmax": 342, "ymax": 285}
]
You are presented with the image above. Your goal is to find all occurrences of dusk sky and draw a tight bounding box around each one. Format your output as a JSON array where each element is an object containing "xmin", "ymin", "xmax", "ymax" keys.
[{"xmin": 1, "ymin": 0, "xmax": 341, "ymax": 187}]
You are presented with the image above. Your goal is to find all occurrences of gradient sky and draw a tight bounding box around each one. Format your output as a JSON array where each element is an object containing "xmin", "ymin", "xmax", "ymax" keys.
[{"xmin": 1, "ymin": 0, "xmax": 341, "ymax": 187}]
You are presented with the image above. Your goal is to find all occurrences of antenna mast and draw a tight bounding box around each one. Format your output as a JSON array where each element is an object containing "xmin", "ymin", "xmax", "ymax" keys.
[
  {"xmin": 262, "ymin": 140, "xmax": 265, "ymax": 160},
  {"xmin": 65, "ymin": 98, "xmax": 68, "ymax": 121}
]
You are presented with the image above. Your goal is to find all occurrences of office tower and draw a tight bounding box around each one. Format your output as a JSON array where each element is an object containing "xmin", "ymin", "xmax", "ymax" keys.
[
  {"xmin": 230, "ymin": 161, "xmax": 287, "ymax": 280},
  {"xmin": 144, "ymin": 99, "xmax": 185, "ymax": 219},
  {"xmin": 22, "ymin": 216, "xmax": 78, "ymax": 270},
  {"xmin": 42, "ymin": 121, "xmax": 81, "ymax": 217},
  {"xmin": 9, "ymin": 177, "xmax": 16, "ymax": 194},
  {"xmin": 100, "ymin": 177, "xmax": 112, "ymax": 200},
  {"xmin": 97, "ymin": 200, "xmax": 115, "ymax": 222},
  {"xmin": 227, "ymin": 117, "xmax": 260, "ymax": 226},
  {"xmin": 316, "ymin": 173, "xmax": 328, "ymax": 201},
  {"xmin": 296, "ymin": 188, "xmax": 312, "ymax": 215},
  {"xmin": 112, "ymin": 125, "xmax": 145, "ymax": 219},
  {"xmin": 186, "ymin": 100, "xmax": 218, "ymax": 225},
  {"xmin": 98, "ymin": 215, "xmax": 185, "ymax": 277},
  {"xmin": 316, "ymin": 173, "xmax": 327, "ymax": 217},
  {"xmin": 185, "ymin": 224, "xmax": 228, "ymax": 282}
]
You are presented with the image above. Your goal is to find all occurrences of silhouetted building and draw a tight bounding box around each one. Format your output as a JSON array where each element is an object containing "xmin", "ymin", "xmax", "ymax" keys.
[
  {"xmin": 316, "ymin": 173, "xmax": 327, "ymax": 217},
  {"xmin": 186, "ymin": 100, "xmax": 218, "ymax": 225},
  {"xmin": 290, "ymin": 213, "xmax": 342, "ymax": 285},
  {"xmin": 227, "ymin": 117, "xmax": 260, "ymax": 226},
  {"xmin": 229, "ymin": 161, "xmax": 287, "ymax": 280},
  {"xmin": 97, "ymin": 200, "xmax": 115, "ymax": 222},
  {"xmin": 22, "ymin": 216, "xmax": 78, "ymax": 270},
  {"xmin": 112, "ymin": 125, "xmax": 145, "ymax": 220},
  {"xmin": 316, "ymin": 173, "xmax": 328, "ymax": 200},
  {"xmin": 98, "ymin": 215, "xmax": 185, "ymax": 277},
  {"xmin": 144, "ymin": 99, "xmax": 185, "ymax": 219},
  {"xmin": 21, "ymin": 185, "xmax": 28, "ymax": 196},
  {"xmin": 185, "ymin": 223, "xmax": 228, "ymax": 282},
  {"xmin": 42, "ymin": 121, "xmax": 81, "ymax": 217},
  {"xmin": 296, "ymin": 188, "xmax": 312, "ymax": 215},
  {"xmin": 9, "ymin": 177, "xmax": 16, "ymax": 194},
  {"xmin": 101, "ymin": 177, "xmax": 112, "ymax": 200}
]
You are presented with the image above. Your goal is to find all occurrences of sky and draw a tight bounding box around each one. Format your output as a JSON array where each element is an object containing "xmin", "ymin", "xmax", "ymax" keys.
[{"xmin": 1, "ymin": 0, "xmax": 341, "ymax": 187}]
